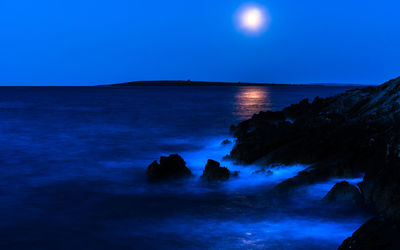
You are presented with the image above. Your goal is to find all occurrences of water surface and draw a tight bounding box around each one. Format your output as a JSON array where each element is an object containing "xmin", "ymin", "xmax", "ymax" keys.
[{"xmin": 0, "ymin": 85, "xmax": 369, "ymax": 249}]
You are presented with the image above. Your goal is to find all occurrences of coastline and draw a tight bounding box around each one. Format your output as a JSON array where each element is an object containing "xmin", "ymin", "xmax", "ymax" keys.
[{"xmin": 228, "ymin": 76, "xmax": 400, "ymax": 248}]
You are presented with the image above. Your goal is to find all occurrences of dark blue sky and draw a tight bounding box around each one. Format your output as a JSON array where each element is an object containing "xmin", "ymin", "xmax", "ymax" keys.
[{"xmin": 1, "ymin": 0, "xmax": 399, "ymax": 86}]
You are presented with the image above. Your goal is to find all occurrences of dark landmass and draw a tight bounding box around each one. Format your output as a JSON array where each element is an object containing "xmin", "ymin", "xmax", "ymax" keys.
[
  {"xmin": 229, "ymin": 76, "xmax": 400, "ymax": 249},
  {"xmin": 102, "ymin": 80, "xmax": 338, "ymax": 87}
]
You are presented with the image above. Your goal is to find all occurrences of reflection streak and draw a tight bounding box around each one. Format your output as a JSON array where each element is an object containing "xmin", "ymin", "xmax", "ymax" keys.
[{"xmin": 234, "ymin": 87, "xmax": 272, "ymax": 120}]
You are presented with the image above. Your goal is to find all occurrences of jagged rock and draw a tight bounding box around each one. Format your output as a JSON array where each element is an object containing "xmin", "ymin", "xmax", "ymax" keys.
[
  {"xmin": 146, "ymin": 154, "xmax": 192, "ymax": 182},
  {"xmin": 230, "ymin": 77, "xmax": 400, "ymax": 166},
  {"xmin": 201, "ymin": 159, "xmax": 230, "ymax": 182},
  {"xmin": 339, "ymin": 216, "xmax": 400, "ymax": 250},
  {"xmin": 221, "ymin": 139, "xmax": 232, "ymax": 145},
  {"xmin": 322, "ymin": 181, "xmax": 363, "ymax": 206}
]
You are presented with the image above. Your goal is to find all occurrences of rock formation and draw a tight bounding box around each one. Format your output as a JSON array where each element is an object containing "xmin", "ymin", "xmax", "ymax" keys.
[
  {"xmin": 201, "ymin": 159, "xmax": 231, "ymax": 182},
  {"xmin": 147, "ymin": 154, "xmax": 192, "ymax": 182},
  {"xmin": 229, "ymin": 76, "xmax": 400, "ymax": 247},
  {"xmin": 323, "ymin": 181, "xmax": 363, "ymax": 206}
]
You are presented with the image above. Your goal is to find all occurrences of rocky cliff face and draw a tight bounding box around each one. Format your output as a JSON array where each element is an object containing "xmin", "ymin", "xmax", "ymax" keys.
[
  {"xmin": 231, "ymin": 77, "xmax": 400, "ymax": 165},
  {"xmin": 229, "ymin": 77, "xmax": 400, "ymax": 248}
]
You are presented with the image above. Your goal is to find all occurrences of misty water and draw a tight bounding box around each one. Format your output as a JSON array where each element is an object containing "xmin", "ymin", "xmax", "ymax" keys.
[{"xmin": 0, "ymin": 86, "xmax": 370, "ymax": 249}]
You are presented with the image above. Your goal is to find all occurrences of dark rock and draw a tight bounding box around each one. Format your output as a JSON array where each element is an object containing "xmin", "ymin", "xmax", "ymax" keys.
[
  {"xmin": 230, "ymin": 77, "xmax": 400, "ymax": 166},
  {"xmin": 228, "ymin": 76, "xmax": 400, "ymax": 245},
  {"xmin": 221, "ymin": 139, "xmax": 232, "ymax": 145},
  {"xmin": 201, "ymin": 159, "xmax": 230, "ymax": 182},
  {"xmin": 359, "ymin": 158, "xmax": 400, "ymax": 218},
  {"xmin": 322, "ymin": 181, "xmax": 363, "ymax": 206},
  {"xmin": 222, "ymin": 154, "xmax": 231, "ymax": 161},
  {"xmin": 229, "ymin": 124, "xmax": 236, "ymax": 133},
  {"xmin": 146, "ymin": 154, "xmax": 192, "ymax": 182},
  {"xmin": 339, "ymin": 216, "xmax": 400, "ymax": 250},
  {"xmin": 252, "ymin": 168, "xmax": 273, "ymax": 176},
  {"xmin": 274, "ymin": 161, "xmax": 359, "ymax": 193}
]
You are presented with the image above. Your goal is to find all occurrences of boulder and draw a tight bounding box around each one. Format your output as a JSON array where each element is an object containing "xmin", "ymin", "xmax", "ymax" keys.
[
  {"xmin": 323, "ymin": 181, "xmax": 363, "ymax": 206},
  {"xmin": 146, "ymin": 154, "xmax": 192, "ymax": 182},
  {"xmin": 201, "ymin": 159, "xmax": 230, "ymax": 182}
]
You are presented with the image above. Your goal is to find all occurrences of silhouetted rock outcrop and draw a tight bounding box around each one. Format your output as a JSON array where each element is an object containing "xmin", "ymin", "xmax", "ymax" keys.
[
  {"xmin": 228, "ymin": 76, "xmax": 400, "ymax": 247},
  {"xmin": 201, "ymin": 159, "xmax": 230, "ymax": 182},
  {"xmin": 147, "ymin": 154, "xmax": 192, "ymax": 182},
  {"xmin": 323, "ymin": 181, "xmax": 363, "ymax": 206},
  {"xmin": 231, "ymin": 77, "xmax": 400, "ymax": 167}
]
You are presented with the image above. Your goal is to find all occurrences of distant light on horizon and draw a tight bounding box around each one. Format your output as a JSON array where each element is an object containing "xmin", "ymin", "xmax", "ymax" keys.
[{"xmin": 236, "ymin": 3, "xmax": 270, "ymax": 35}]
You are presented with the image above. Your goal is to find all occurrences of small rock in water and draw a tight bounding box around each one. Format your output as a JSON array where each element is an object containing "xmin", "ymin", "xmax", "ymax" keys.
[
  {"xmin": 201, "ymin": 159, "xmax": 230, "ymax": 182},
  {"xmin": 221, "ymin": 139, "xmax": 232, "ymax": 145},
  {"xmin": 252, "ymin": 168, "xmax": 273, "ymax": 176},
  {"xmin": 232, "ymin": 171, "xmax": 240, "ymax": 178},
  {"xmin": 323, "ymin": 181, "xmax": 363, "ymax": 206},
  {"xmin": 222, "ymin": 155, "xmax": 231, "ymax": 161},
  {"xmin": 146, "ymin": 154, "xmax": 192, "ymax": 182}
]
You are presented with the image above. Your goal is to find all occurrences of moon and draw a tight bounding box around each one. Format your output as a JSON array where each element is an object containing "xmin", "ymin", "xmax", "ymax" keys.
[
  {"xmin": 236, "ymin": 4, "xmax": 270, "ymax": 34},
  {"xmin": 243, "ymin": 8, "xmax": 263, "ymax": 29}
]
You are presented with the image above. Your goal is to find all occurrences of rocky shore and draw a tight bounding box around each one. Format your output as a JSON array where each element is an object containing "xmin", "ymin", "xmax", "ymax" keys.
[{"xmin": 229, "ymin": 77, "xmax": 400, "ymax": 249}]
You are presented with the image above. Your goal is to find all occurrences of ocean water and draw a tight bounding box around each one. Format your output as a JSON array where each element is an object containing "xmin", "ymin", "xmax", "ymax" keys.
[{"xmin": 0, "ymin": 86, "xmax": 370, "ymax": 249}]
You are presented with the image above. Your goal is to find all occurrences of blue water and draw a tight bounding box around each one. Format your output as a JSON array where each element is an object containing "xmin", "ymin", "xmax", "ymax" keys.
[{"xmin": 0, "ymin": 86, "xmax": 369, "ymax": 249}]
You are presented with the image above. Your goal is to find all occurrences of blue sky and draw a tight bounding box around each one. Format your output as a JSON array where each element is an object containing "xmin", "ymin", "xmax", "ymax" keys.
[{"xmin": 0, "ymin": 0, "xmax": 399, "ymax": 85}]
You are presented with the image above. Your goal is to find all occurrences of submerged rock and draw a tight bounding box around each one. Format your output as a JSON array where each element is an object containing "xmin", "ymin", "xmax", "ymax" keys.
[
  {"xmin": 231, "ymin": 171, "xmax": 240, "ymax": 178},
  {"xmin": 146, "ymin": 154, "xmax": 192, "ymax": 182},
  {"xmin": 221, "ymin": 139, "xmax": 232, "ymax": 145},
  {"xmin": 323, "ymin": 181, "xmax": 363, "ymax": 206},
  {"xmin": 252, "ymin": 168, "xmax": 273, "ymax": 176},
  {"xmin": 201, "ymin": 159, "xmax": 230, "ymax": 182}
]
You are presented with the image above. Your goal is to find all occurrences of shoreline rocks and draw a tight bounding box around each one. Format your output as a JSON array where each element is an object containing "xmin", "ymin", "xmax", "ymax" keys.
[
  {"xmin": 228, "ymin": 76, "xmax": 400, "ymax": 247},
  {"xmin": 146, "ymin": 154, "xmax": 192, "ymax": 182}
]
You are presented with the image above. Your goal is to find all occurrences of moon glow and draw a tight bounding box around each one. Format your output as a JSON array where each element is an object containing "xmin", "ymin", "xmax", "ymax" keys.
[{"xmin": 236, "ymin": 3, "xmax": 270, "ymax": 35}]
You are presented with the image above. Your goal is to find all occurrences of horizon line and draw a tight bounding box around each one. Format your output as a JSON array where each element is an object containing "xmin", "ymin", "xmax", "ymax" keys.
[{"xmin": 0, "ymin": 80, "xmax": 370, "ymax": 87}]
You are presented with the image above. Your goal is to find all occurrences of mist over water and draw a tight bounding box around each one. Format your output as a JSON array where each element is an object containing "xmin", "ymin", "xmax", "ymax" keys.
[{"xmin": 0, "ymin": 86, "xmax": 370, "ymax": 249}]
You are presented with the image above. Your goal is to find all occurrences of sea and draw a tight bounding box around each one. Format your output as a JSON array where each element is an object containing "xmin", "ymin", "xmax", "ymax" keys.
[{"xmin": 0, "ymin": 85, "xmax": 370, "ymax": 249}]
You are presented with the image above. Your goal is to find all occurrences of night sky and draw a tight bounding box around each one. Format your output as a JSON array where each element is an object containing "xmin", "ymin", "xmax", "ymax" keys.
[{"xmin": 1, "ymin": 0, "xmax": 399, "ymax": 86}]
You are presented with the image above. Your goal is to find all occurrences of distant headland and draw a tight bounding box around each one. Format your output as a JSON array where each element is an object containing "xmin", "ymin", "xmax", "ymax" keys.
[{"xmin": 101, "ymin": 80, "xmax": 362, "ymax": 87}]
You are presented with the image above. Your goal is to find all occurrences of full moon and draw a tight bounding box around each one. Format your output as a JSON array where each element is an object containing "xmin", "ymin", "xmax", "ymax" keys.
[
  {"xmin": 236, "ymin": 3, "xmax": 270, "ymax": 34},
  {"xmin": 243, "ymin": 8, "xmax": 262, "ymax": 29}
]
